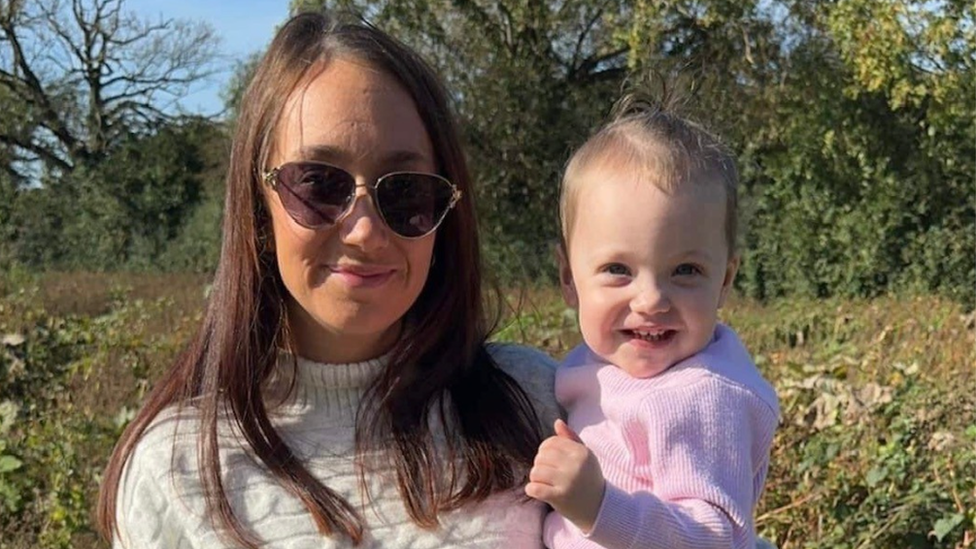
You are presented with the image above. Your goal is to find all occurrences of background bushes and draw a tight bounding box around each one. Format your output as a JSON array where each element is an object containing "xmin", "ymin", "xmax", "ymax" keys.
[
  {"xmin": 2, "ymin": 0, "xmax": 972, "ymax": 307},
  {"xmin": 4, "ymin": 275, "xmax": 972, "ymax": 548}
]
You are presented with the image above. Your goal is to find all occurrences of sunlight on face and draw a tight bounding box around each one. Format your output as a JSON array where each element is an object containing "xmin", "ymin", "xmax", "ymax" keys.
[{"xmin": 266, "ymin": 58, "xmax": 437, "ymax": 364}]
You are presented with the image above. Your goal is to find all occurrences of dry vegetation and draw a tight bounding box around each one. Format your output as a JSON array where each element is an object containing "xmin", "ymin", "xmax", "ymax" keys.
[{"xmin": 1, "ymin": 272, "xmax": 973, "ymax": 548}]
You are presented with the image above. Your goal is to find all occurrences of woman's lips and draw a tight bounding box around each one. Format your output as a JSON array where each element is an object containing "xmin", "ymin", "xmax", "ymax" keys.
[{"xmin": 328, "ymin": 264, "xmax": 397, "ymax": 288}]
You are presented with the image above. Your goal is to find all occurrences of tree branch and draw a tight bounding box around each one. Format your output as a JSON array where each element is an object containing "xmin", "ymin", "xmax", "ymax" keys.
[
  {"xmin": 569, "ymin": 0, "xmax": 614, "ymax": 71},
  {"xmin": 1, "ymin": 158, "xmax": 25, "ymax": 182},
  {"xmin": 0, "ymin": 0, "xmax": 218, "ymax": 173},
  {"xmin": 0, "ymin": 15, "xmax": 83, "ymax": 161},
  {"xmin": 568, "ymin": 46, "xmax": 627, "ymax": 83},
  {"xmin": 0, "ymin": 131, "xmax": 72, "ymax": 172}
]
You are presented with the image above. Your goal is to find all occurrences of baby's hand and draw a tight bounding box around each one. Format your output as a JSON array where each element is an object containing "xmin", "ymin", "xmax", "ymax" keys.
[{"xmin": 525, "ymin": 419, "xmax": 606, "ymax": 533}]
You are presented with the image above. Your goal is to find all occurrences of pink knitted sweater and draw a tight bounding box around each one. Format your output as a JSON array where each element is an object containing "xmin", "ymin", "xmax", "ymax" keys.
[{"xmin": 544, "ymin": 324, "xmax": 779, "ymax": 549}]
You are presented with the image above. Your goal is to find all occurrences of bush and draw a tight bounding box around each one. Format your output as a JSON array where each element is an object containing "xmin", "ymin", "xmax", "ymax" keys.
[{"xmin": 0, "ymin": 274, "xmax": 206, "ymax": 548}]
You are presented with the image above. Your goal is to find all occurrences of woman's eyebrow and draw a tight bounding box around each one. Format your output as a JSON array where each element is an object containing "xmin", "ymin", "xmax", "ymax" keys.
[
  {"xmin": 298, "ymin": 145, "xmax": 431, "ymax": 167},
  {"xmin": 382, "ymin": 149, "xmax": 430, "ymax": 166},
  {"xmin": 298, "ymin": 144, "xmax": 347, "ymax": 163}
]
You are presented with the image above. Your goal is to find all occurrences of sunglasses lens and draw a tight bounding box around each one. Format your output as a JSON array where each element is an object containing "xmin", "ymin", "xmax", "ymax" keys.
[
  {"xmin": 376, "ymin": 174, "xmax": 455, "ymax": 237},
  {"xmin": 275, "ymin": 162, "xmax": 355, "ymax": 228}
]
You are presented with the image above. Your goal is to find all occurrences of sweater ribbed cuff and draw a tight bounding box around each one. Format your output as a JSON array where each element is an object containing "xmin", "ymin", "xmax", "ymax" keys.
[{"xmin": 586, "ymin": 483, "xmax": 640, "ymax": 549}]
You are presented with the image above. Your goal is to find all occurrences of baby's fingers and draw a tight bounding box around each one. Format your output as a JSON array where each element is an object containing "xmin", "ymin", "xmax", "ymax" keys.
[
  {"xmin": 528, "ymin": 461, "xmax": 562, "ymax": 484},
  {"xmin": 554, "ymin": 419, "xmax": 583, "ymax": 443},
  {"xmin": 526, "ymin": 462, "xmax": 572, "ymax": 500},
  {"xmin": 524, "ymin": 480, "xmax": 559, "ymax": 502},
  {"xmin": 537, "ymin": 434, "xmax": 586, "ymax": 457}
]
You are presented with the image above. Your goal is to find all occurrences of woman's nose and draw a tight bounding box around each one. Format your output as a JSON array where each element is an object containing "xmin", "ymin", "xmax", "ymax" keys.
[{"xmin": 339, "ymin": 186, "xmax": 389, "ymax": 251}]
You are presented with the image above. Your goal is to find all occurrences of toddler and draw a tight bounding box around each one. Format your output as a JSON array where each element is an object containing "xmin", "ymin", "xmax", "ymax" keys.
[{"xmin": 525, "ymin": 97, "xmax": 780, "ymax": 549}]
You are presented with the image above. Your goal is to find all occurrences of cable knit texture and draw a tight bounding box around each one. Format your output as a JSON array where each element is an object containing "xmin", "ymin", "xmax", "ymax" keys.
[
  {"xmin": 544, "ymin": 324, "xmax": 780, "ymax": 549},
  {"xmin": 114, "ymin": 344, "xmax": 560, "ymax": 549}
]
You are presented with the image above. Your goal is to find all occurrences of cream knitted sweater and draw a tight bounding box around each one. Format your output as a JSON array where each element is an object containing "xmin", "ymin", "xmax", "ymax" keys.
[{"xmin": 114, "ymin": 344, "xmax": 560, "ymax": 549}]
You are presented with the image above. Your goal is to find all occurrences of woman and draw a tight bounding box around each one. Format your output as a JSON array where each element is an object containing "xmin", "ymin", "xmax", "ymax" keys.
[{"xmin": 96, "ymin": 10, "xmax": 559, "ymax": 549}]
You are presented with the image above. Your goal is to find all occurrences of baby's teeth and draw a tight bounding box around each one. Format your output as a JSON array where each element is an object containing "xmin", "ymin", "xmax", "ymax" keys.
[{"xmin": 635, "ymin": 331, "xmax": 666, "ymax": 341}]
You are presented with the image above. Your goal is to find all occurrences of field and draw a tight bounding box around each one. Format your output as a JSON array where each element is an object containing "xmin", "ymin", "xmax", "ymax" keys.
[{"xmin": 0, "ymin": 272, "xmax": 973, "ymax": 548}]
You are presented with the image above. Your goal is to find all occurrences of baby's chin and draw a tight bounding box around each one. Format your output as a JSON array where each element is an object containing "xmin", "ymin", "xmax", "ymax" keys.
[
  {"xmin": 597, "ymin": 331, "xmax": 712, "ymax": 379},
  {"xmin": 600, "ymin": 350, "xmax": 676, "ymax": 380}
]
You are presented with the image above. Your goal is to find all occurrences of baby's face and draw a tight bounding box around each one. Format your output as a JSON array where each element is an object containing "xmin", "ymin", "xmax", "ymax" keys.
[{"xmin": 559, "ymin": 167, "xmax": 738, "ymax": 378}]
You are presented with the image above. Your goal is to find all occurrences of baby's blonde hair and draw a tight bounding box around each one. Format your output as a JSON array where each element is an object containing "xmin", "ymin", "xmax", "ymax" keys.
[{"xmin": 559, "ymin": 94, "xmax": 738, "ymax": 257}]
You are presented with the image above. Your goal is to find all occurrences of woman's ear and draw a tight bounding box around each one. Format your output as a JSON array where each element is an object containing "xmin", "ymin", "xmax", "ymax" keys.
[
  {"xmin": 718, "ymin": 255, "xmax": 740, "ymax": 309},
  {"xmin": 556, "ymin": 243, "xmax": 579, "ymax": 309}
]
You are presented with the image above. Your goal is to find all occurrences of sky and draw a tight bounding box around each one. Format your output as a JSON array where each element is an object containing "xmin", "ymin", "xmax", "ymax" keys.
[{"xmin": 125, "ymin": 0, "xmax": 291, "ymax": 116}]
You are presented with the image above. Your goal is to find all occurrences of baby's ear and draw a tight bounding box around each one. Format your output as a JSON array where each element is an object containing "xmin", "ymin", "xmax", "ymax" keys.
[
  {"xmin": 718, "ymin": 255, "xmax": 740, "ymax": 309},
  {"xmin": 556, "ymin": 243, "xmax": 579, "ymax": 309}
]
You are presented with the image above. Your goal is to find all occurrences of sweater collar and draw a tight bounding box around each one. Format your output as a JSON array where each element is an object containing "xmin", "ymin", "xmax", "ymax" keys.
[
  {"xmin": 288, "ymin": 352, "xmax": 388, "ymax": 390},
  {"xmin": 265, "ymin": 352, "xmax": 389, "ymax": 409}
]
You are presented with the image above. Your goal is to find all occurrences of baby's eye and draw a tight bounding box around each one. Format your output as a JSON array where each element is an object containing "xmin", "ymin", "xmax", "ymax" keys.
[
  {"xmin": 603, "ymin": 263, "xmax": 631, "ymax": 276},
  {"xmin": 674, "ymin": 263, "xmax": 702, "ymax": 277}
]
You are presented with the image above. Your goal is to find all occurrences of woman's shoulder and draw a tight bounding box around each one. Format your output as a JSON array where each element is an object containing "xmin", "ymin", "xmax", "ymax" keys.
[
  {"xmin": 113, "ymin": 406, "xmax": 208, "ymax": 548},
  {"xmin": 487, "ymin": 342, "xmax": 557, "ymax": 386},
  {"xmin": 486, "ymin": 342, "xmax": 560, "ymax": 430},
  {"xmin": 128, "ymin": 401, "xmax": 256, "ymax": 471},
  {"xmin": 123, "ymin": 405, "xmax": 205, "ymax": 484},
  {"xmin": 487, "ymin": 341, "xmax": 557, "ymax": 368}
]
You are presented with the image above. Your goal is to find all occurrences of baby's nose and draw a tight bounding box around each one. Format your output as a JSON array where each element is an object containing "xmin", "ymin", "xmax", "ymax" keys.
[{"xmin": 631, "ymin": 282, "xmax": 670, "ymax": 314}]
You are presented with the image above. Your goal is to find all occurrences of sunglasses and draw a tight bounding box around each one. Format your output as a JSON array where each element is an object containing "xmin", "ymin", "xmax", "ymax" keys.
[{"xmin": 263, "ymin": 161, "xmax": 462, "ymax": 239}]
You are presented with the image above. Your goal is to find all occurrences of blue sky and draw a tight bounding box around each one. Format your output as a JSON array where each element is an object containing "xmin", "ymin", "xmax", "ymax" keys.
[{"xmin": 125, "ymin": 0, "xmax": 291, "ymax": 116}]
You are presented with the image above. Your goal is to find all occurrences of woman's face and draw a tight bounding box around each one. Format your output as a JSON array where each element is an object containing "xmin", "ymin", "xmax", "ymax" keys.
[{"xmin": 266, "ymin": 58, "xmax": 437, "ymax": 364}]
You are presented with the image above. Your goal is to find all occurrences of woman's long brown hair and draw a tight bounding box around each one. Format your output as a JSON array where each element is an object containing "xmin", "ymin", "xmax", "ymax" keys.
[{"xmin": 96, "ymin": 10, "xmax": 543, "ymax": 548}]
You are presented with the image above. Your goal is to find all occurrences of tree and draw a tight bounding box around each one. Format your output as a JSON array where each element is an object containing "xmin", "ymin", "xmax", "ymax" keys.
[
  {"xmin": 6, "ymin": 116, "xmax": 227, "ymax": 270},
  {"xmin": 734, "ymin": 0, "xmax": 975, "ymax": 305},
  {"xmin": 0, "ymin": 0, "xmax": 219, "ymax": 179},
  {"xmin": 221, "ymin": 51, "xmax": 261, "ymax": 123},
  {"xmin": 0, "ymin": 148, "xmax": 15, "ymax": 269}
]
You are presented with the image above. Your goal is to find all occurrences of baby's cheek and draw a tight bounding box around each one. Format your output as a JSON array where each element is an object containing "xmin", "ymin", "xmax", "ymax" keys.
[
  {"xmin": 574, "ymin": 306, "xmax": 593, "ymax": 338},
  {"xmin": 581, "ymin": 311, "xmax": 616, "ymax": 355}
]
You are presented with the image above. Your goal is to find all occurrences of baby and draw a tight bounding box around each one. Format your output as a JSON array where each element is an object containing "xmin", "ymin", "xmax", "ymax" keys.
[{"xmin": 525, "ymin": 96, "xmax": 780, "ymax": 549}]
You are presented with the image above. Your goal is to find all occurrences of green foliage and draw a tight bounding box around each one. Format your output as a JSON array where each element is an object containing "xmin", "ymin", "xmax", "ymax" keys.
[
  {"xmin": 0, "ymin": 0, "xmax": 226, "ymax": 279},
  {"xmin": 736, "ymin": 0, "xmax": 975, "ymax": 307},
  {"xmin": 723, "ymin": 294, "xmax": 976, "ymax": 548},
  {"xmin": 4, "ymin": 0, "xmax": 973, "ymax": 302},
  {"xmin": 0, "ymin": 139, "xmax": 20, "ymax": 271},
  {"xmin": 765, "ymin": 362, "xmax": 973, "ymax": 548},
  {"xmin": 221, "ymin": 52, "xmax": 264, "ymax": 122},
  {"xmin": 5, "ymin": 117, "xmax": 227, "ymax": 273},
  {"xmin": 0, "ymin": 296, "xmax": 108, "ymax": 546},
  {"xmin": 0, "ymin": 276, "xmax": 202, "ymax": 548},
  {"xmin": 157, "ymin": 191, "xmax": 225, "ymax": 273}
]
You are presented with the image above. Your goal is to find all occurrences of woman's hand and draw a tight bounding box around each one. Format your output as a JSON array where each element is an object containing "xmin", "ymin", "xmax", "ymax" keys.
[{"xmin": 525, "ymin": 419, "xmax": 606, "ymax": 533}]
